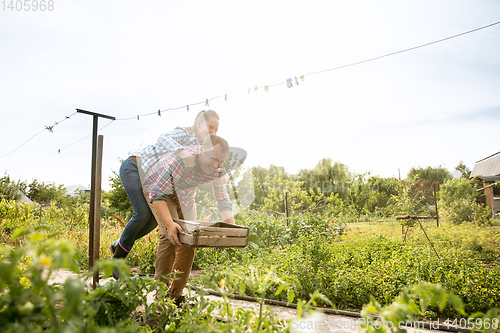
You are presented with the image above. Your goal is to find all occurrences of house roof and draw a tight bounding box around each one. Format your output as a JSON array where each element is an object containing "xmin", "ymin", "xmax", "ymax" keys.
[
  {"xmin": 471, "ymin": 151, "xmax": 500, "ymax": 182},
  {"xmin": 65, "ymin": 184, "xmax": 90, "ymax": 197},
  {"xmin": 16, "ymin": 190, "xmax": 33, "ymax": 203}
]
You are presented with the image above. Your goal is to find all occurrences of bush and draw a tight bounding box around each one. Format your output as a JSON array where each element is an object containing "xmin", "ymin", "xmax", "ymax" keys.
[
  {"xmin": 220, "ymin": 234, "xmax": 500, "ymax": 316},
  {"xmin": 439, "ymin": 178, "xmax": 492, "ymax": 225}
]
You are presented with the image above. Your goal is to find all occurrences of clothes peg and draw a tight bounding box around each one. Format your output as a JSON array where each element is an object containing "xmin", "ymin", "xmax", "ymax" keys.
[{"xmin": 287, "ymin": 78, "xmax": 293, "ymax": 88}]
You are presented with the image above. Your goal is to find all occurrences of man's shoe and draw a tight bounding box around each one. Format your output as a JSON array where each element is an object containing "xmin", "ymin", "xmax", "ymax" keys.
[
  {"xmin": 174, "ymin": 295, "xmax": 185, "ymax": 307},
  {"xmin": 174, "ymin": 295, "xmax": 196, "ymax": 307}
]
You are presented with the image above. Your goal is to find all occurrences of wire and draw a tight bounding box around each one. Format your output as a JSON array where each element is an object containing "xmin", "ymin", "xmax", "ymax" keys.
[
  {"xmin": 303, "ymin": 20, "xmax": 500, "ymax": 78},
  {"xmin": 11, "ymin": 119, "xmax": 116, "ymax": 168},
  {"xmin": 2, "ymin": 20, "xmax": 500, "ymax": 161},
  {"xmin": 111, "ymin": 20, "xmax": 500, "ymax": 121},
  {"xmin": 0, "ymin": 111, "xmax": 78, "ymax": 159},
  {"xmin": 0, "ymin": 129, "xmax": 47, "ymax": 159}
]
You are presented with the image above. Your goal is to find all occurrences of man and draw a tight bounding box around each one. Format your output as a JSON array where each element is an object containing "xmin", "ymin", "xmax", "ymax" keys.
[{"xmin": 142, "ymin": 134, "xmax": 234, "ymax": 305}]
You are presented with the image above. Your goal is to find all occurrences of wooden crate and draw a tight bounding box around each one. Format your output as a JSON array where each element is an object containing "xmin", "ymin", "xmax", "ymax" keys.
[
  {"xmin": 173, "ymin": 218, "xmax": 249, "ymax": 248},
  {"xmin": 142, "ymin": 190, "xmax": 248, "ymax": 248}
]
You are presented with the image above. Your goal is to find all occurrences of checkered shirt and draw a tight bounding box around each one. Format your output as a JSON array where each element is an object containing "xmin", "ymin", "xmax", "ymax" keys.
[
  {"xmin": 143, "ymin": 146, "xmax": 231, "ymax": 209},
  {"xmin": 133, "ymin": 126, "xmax": 199, "ymax": 174}
]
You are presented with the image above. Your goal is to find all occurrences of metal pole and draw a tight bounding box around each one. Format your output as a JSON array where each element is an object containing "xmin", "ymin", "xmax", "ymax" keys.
[
  {"xmin": 433, "ymin": 182, "xmax": 439, "ymax": 227},
  {"xmin": 285, "ymin": 191, "xmax": 289, "ymax": 226},
  {"xmin": 489, "ymin": 185, "xmax": 495, "ymax": 219},
  {"xmin": 88, "ymin": 115, "xmax": 98, "ymax": 273},
  {"xmin": 416, "ymin": 219, "xmax": 440, "ymax": 259},
  {"xmin": 76, "ymin": 109, "xmax": 115, "ymax": 288},
  {"xmin": 93, "ymin": 135, "xmax": 103, "ymax": 287}
]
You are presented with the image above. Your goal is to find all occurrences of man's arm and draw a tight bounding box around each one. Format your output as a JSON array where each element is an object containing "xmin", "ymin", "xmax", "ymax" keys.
[
  {"xmin": 211, "ymin": 181, "xmax": 235, "ymax": 224},
  {"xmin": 152, "ymin": 200, "xmax": 185, "ymax": 246}
]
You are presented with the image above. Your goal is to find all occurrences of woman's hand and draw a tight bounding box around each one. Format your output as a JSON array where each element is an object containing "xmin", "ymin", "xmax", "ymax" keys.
[{"xmin": 175, "ymin": 149, "xmax": 196, "ymax": 174}]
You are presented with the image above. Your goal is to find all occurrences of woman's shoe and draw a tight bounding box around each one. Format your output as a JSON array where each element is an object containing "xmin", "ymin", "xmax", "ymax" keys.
[
  {"xmin": 110, "ymin": 242, "xmax": 117, "ymax": 255},
  {"xmin": 111, "ymin": 243, "xmax": 129, "ymax": 280}
]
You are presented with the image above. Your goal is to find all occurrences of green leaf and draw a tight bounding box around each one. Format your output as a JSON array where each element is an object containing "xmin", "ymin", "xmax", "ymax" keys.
[
  {"xmin": 63, "ymin": 278, "xmax": 85, "ymax": 314},
  {"xmin": 275, "ymin": 283, "xmax": 285, "ymax": 296},
  {"xmin": 447, "ymin": 293, "xmax": 465, "ymax": 315},
  {"xmin": 287, "ymin": 289, "xmax": 295, "ymax": 304},
  {"xmin": 438, "ymin": 290, "xmax": 447, "ymax": 311},
  {"xmin": 12, "ymin": 226, "xmax": 29, "ymax": 241}
]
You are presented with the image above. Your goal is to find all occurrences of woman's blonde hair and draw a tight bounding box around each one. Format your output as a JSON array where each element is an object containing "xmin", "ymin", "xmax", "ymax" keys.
[{"xmin": 185, "ymin": 110, "xmax": 220, "ymax": 134}]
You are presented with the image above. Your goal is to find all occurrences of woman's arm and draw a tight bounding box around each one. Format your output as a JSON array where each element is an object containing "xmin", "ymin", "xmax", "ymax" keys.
[
  {"xmin": 157, "ymin": 127, "xmax": 193, "ymax": 153},
  {"xmin": 220, "ymin": 210, "xmax": 235, "ymax": 224},
  {"xmin": 157, "ymin": 127, "xmax": 197, "ymax": 173},
  {"xmin": 174, "ymin": 149, "xmax": 196, "ymax": 174}
]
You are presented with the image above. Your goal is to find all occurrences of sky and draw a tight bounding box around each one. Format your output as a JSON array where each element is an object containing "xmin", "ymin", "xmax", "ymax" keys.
[{"xmin": 1, "ymin": 0, "xmax": 499, "ymax": 192}]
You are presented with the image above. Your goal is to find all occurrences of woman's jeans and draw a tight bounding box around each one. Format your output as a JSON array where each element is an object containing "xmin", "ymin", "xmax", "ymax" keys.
[{"xmin": 117, "ymin": 157, "xmax": 158, "ymax": 252}]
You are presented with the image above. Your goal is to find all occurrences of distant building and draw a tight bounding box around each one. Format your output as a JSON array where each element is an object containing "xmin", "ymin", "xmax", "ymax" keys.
[
  {"xmin": 65, "ymin": 184, "xmax": 90, "ymax": 197},
  {"xmin": 16, "ymin": 190, "xmax": 33, "ymax": 203},
  {"xmin": 471, "ymin": 151, "xmax": 500, "ymax": 218}
]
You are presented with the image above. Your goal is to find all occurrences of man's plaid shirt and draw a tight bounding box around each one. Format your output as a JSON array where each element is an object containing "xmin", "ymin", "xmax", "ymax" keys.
[
  {"xmin": 133, "ymin": 126, "xmax": 199, "ymax": 174},
  {"xmin": 142, "ymin": 146, "xmax": 232, "ymax": 211}
]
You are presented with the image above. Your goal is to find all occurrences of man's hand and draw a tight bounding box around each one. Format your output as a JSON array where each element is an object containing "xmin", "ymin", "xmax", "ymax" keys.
[
  {"xmin": 166, "ymin": 222, "xmax": 185, "ymax": 246},
  {"xmin": 152, "ymin": 200, "xmax": 185, "ymax": 246},
  {"xmin": 175, "ymin": 149, "xmax": 196, "ymax": 174},
  {"xmin": 213, "ymin": 173, "xmax": 229, "ymax": 186}
]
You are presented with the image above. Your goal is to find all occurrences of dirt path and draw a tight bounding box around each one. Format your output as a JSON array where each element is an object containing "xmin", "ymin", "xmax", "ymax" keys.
[{"xmin": 48, "ymin": 268, "xmax": 454, "ymax": 333}]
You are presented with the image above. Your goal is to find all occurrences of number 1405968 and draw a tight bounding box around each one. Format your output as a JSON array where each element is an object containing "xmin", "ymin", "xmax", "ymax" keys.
[{"xmin": 2, "ymin": 0, "xmax": 54, "ymax": 11}]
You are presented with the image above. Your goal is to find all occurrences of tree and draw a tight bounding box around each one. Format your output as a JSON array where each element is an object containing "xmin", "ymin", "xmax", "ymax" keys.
[
  {"xmin": 0, "ymin": 173, "xmax": 25, "ymax": 201},
  {"xmin": 259, "ymin": 172, "xmax": 342, "ymax": 216},
  {"xmin": 407, "ymin": 165, "xmax": 452, "ymax": 208},
  {"xmin": 295, "ymin": 158, "xmax": 351, "ymax": 200},
  {"xmin": 248, "ymin": 165, "xmax": 289, "ymax": 210},
  {"xmin": 407, "ymin": 165, "xmax": 452, "ymax": 189},
  {"xmin": 386, "ymin": 178, "xmax": 430, "ymax": 217},
  {"xmin": 454, "ymin": 160, "xmax": 471, "ymax": 179},
  {"xmin": 439, "ymin": 177, "xmax": 491, "ymax": 225},
  {"xmin": 26, "ymin": 179, "xmax": 71, "ymax": 206},
  {"xmin": 105, "ymin": 170, "xmax": 132, "ymax": 218},
  {"xmin": 346, "ymin": 173, "xmax": 377, "ymax": 222},
  {"xmin": 365, "ymin": 176, "xmax": 400, "ymax": 215}
]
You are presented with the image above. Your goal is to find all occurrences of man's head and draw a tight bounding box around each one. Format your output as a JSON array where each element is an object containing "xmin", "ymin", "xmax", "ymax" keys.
[{"xmin": 198, "ymin": 134, "xmax": 229, "ymax": 175}]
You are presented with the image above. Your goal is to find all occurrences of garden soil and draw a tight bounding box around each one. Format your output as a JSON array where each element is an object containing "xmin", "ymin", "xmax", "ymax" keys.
[{"xmin": 48, "ymin": 269, "xmax": 452, "ymax": 333}]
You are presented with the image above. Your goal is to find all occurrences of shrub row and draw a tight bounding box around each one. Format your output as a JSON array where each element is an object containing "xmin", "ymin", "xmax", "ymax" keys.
[{"xmin": 214, "ymin": 234, "xmax": 500, "ymax": 317}]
